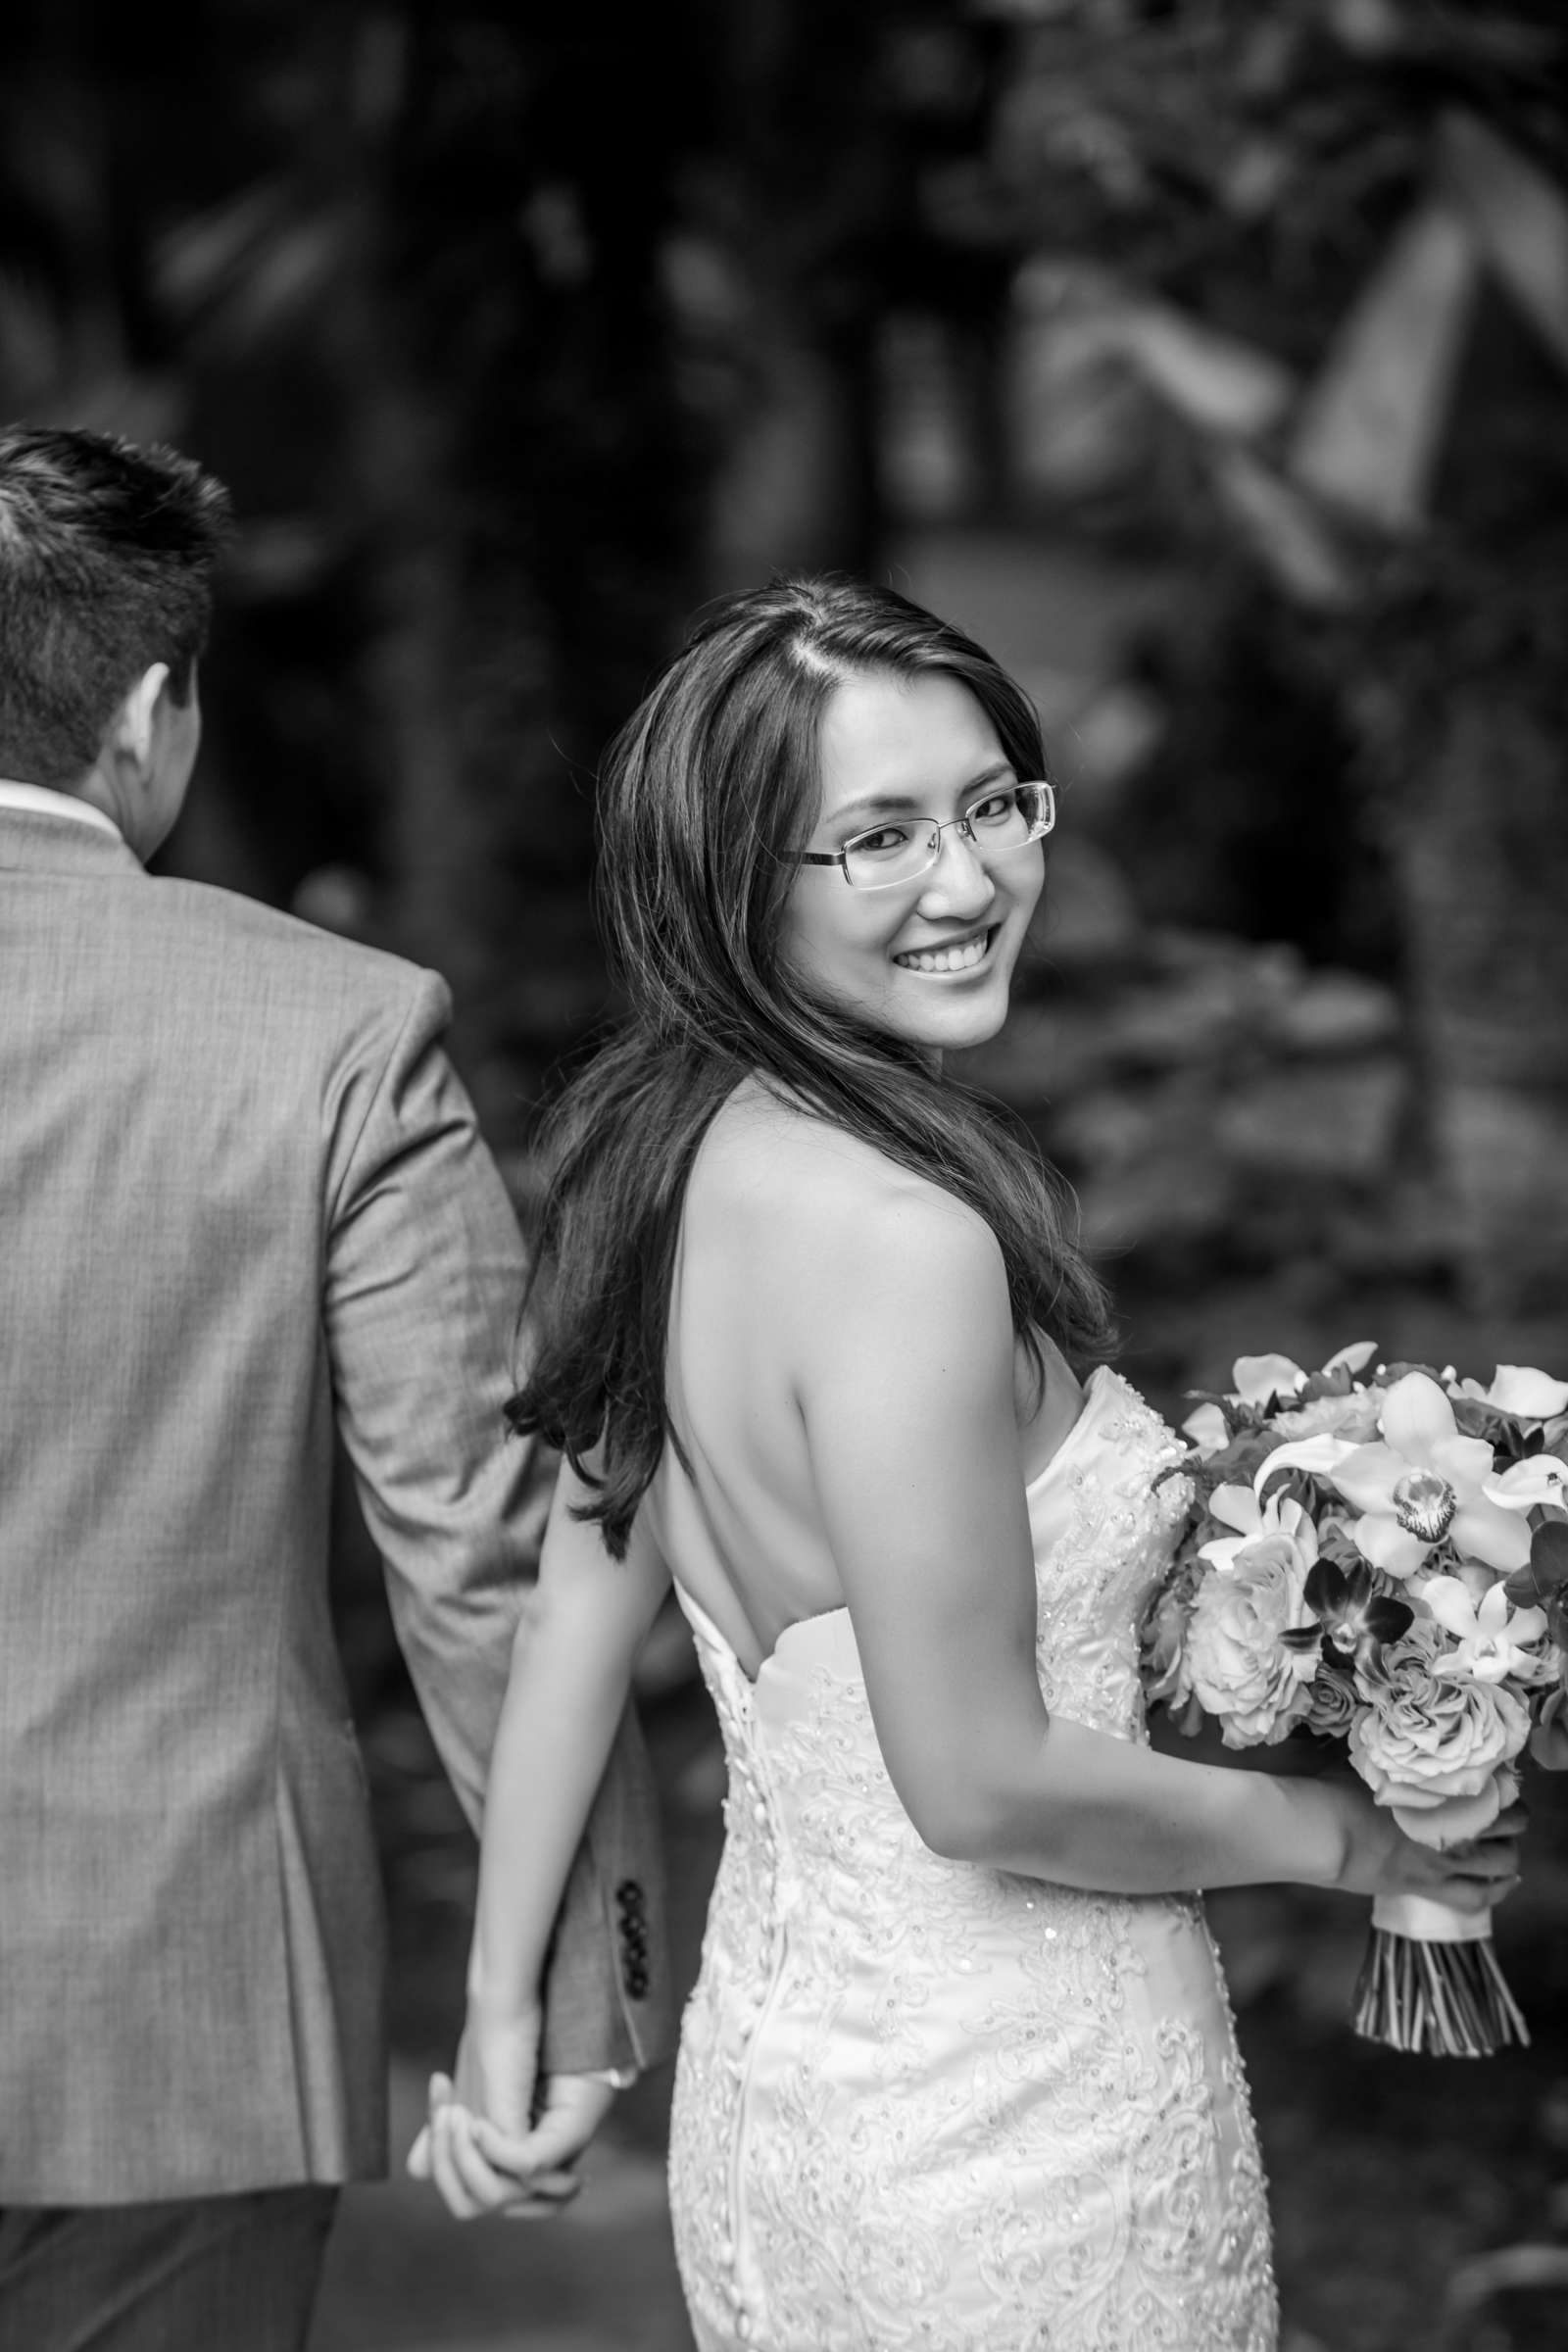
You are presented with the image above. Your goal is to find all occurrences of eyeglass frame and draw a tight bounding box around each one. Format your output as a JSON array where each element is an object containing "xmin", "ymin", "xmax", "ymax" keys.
[{"xmin": 788, "ymin": 778, "xmax": 1056, "ymax": 891}]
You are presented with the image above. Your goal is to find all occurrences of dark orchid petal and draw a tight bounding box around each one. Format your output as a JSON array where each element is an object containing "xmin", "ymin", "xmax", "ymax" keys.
[
  {"xmin": 1508, "ymin": 1521, "xmax": 1568, "ymax": 1607},
  {"xmin": 1303, "ymin": 1559, "xmax": 1348, "ymax": 1619},
  {"xmin": 1364, "ymin": 1595, "xmax": 1414, "ymax": 1642},
  {"xmin": 1280, "ymin": 1625, "xmax": 1325, "ymax": 1655}
]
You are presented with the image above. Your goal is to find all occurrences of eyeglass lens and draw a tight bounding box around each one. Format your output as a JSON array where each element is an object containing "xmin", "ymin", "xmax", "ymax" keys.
[{"xmin": 843, "ymin": 783, "xmax": 1054, "ymax": 890}]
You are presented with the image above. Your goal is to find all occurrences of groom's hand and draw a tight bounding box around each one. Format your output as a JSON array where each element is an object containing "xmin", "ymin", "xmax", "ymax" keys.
[
  {"xmin": 416, "ymin": 2072, "xmax": 617, "ymax": 2222},
  {"xmin": 414, "ymin": 2070, "xmax": 594, "ymax": 2222},
  {"xmin": 409, "ymin": 2002, "xmax": 576, "ymax": 2220},
  {"xmin": 471, "ymin": 2070, "xmax": 617, "ymax": 2197},
  {"xmin": 408, "ymin": 1996, "xmax": 618, "ymax": 2221}
]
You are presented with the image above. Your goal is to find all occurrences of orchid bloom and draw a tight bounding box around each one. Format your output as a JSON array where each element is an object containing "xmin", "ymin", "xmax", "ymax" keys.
[
  {"xmin": 1483, "ymin": 1454, "xmax": 1568, "ymax": 1513},
  {"xmin": 1199, "ymin": 1485, "xmax": 1319, "ymax": 1577},
  {"xmin": 1254, "ymin": 1432, "xmax": 1360, "ymax": 1494},
  {"xmin": 1180, "ymin": 1401, "xmax": 1230, "ymax": 1458},
  {"xmin": 1300, "ymin": 1556, "xmax": 1412, "ymax": 1668},
  {"xmin": 1182, "ymin": 1344, "xmax": 1381, "ymax": 1458},
  {"xmin": 1228, "ymin": 1342, "xmax": 1378, "ymax": 1408},
  {"xmin": 1449, "ymin": 1364, "xmax": 1568, "ymax": 1420},
  {"xmin": 1231, "ymin": 1354, "xmax": 1310, "ymax": 1407},
  {"xmin": 1422, "ymin": 1574, "xmax": 1550, "ymax": 1685},
  {"xmin": 1331, "ymin": 1373, "xmax": 1532, "ymax": 1580}
]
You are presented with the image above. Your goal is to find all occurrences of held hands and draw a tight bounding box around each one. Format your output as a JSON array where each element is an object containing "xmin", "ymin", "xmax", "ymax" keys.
[{"xmin": 407, "ymin": 2000, "xmax": 617, "ymax": 2221}]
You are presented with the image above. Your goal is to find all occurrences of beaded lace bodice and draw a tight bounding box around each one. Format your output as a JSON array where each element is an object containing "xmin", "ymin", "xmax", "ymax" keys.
[{"xmin": 667, "ymin": 1366, "xmax": 1277, "ymax": 2352}]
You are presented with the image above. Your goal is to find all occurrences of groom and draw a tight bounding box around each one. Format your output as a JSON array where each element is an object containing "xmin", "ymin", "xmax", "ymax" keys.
[{"xmin": 0, "ymin": 425, "xmax": 668, "ymax": 2348}]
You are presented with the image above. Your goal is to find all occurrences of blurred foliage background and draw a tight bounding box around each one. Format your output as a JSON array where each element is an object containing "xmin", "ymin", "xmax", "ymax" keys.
[{"xmin": 8, "ymin": 2, "xmax": 1568, "ymax": 2344}]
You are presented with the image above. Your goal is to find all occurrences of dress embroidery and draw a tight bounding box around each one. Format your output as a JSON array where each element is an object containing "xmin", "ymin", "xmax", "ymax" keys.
[{"xmin": 668, "ymin": 1368, "xmax": 1278, "ymax": 2351}]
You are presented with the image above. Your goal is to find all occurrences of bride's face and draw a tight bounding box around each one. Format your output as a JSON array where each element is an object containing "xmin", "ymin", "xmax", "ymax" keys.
[{"xmin": 779, "ymin": 669, "xmax": 1044, "ymax": 1058}]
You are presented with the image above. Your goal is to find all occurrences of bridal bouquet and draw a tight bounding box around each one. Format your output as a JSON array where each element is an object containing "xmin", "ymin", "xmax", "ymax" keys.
[{"xmin": 1141, "ymin": 1343, "xmax": 1568, "ymax": 2056}]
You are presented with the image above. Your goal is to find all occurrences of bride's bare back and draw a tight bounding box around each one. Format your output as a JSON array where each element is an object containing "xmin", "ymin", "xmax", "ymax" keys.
[{"xmin": 644, "ymin": 1077, "xmax": 1085, "ymax": 1677}]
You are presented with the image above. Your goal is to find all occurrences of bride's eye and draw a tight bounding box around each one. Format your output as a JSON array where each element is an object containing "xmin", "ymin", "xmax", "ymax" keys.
[
  {"xmin": 850, "ymin": 825, "xmax": 912, "ymax": 859},
  {"xmin": 967, "ymin": 791, "xmax": 1016, "ymax": 829}
]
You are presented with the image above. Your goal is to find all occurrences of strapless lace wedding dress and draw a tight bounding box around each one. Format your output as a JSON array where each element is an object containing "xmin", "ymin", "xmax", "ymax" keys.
[{"xmin": 667, "ymin": 1366, "xmax": 1277, "ymax": 2351}]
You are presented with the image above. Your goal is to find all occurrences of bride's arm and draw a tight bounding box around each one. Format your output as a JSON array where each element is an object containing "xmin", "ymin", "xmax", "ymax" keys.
[
  {"xmin": 796, "ymin": 1186, "xmax": 1516, "ymax": 1915},
  {"xmin": 422, "ymin": 1452, "xmax": 670, "ymax": 2215}
]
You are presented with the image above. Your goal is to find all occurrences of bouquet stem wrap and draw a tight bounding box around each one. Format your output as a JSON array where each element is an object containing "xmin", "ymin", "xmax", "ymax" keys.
[{"xmin": 1352, "ymin": 1894, "xmax": 1529, "ymax": 2057}]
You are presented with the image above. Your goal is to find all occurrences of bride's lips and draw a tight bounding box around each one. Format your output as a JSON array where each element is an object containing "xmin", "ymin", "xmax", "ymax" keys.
[{"xmin": 892, "ymin": 924, "xmax": 999, "ymax": 976}]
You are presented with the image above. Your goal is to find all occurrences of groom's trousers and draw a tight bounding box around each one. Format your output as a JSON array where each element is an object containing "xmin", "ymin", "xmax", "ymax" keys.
[{"xmin": 0, "ymin": 2185, "xmax": 338, "ymax": 2350}]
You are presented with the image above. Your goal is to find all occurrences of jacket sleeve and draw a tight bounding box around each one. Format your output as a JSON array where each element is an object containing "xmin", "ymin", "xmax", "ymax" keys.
[{"xmin": 322, "ymin": 967, "xmax": 671, "ymax": 2075}]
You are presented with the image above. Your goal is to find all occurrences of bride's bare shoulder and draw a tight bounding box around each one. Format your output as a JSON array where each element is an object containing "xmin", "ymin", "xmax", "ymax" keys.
[{"xmin": 693, "ymin": 1076, "xmax": 1000, "ymax": 1269}]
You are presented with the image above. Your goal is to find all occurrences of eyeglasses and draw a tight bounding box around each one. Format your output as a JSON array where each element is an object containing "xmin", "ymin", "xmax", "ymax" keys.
[{"xmin": 790, "ymin": 780, "xmax": 1055, "ymax": 892}]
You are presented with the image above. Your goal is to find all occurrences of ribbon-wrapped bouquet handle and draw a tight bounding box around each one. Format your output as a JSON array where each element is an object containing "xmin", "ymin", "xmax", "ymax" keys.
[{"xmin": 1356, "ymin": 1892, "xmax": 1528, "ymax": 2057}]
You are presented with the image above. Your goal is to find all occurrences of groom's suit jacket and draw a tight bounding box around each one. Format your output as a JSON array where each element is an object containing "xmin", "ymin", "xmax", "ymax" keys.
[{"xmin": 0, "ymin": 804, "xmax": 668, "ymax": 2204}]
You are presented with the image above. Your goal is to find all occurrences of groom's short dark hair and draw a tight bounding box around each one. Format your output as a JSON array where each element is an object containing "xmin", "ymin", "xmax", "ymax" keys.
[{"xmin": 0, "ymin": 424, "xmax": 232, "ymax": 789}]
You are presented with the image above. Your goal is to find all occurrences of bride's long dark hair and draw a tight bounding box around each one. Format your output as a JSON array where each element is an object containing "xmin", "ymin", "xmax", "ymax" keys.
[{"xmin": 510, "ymin": 574, "xmax": 1114, "ymax": 1554}]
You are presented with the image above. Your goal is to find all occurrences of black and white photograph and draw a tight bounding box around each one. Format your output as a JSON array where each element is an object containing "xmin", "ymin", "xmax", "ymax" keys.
[{"xmin": 3, "ymin": 5, "xmax": 1567, "ymax": 2348}]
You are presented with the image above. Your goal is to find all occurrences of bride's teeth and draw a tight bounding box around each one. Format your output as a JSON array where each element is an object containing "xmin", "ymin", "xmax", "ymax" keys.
[{"xmin": 896, "ymin": 934, "xmax": 989, "ymax": 974}]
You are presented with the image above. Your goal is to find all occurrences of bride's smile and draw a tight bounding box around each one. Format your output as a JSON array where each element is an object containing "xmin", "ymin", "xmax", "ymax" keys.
[
  {"xmin": 779, "ymin": 667, "xmax": 1046, "ymax": 1057},
  {"xmin": 891, "ymin": 922, "xmax": 997, "ymax": 973}
]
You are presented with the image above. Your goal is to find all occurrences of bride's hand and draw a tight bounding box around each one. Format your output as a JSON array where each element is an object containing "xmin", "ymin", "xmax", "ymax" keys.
[
  {"xmin": 471, "ymin": 2070, "xmax": 618, "ymax": 2200},
  {"xmin": 1328, "ymin": 1784, "xmax": 1527, "ymax": 1914},
  {"xmin": 408, "ymin": 2001, "xmax": 584, "ymax": 2220}
]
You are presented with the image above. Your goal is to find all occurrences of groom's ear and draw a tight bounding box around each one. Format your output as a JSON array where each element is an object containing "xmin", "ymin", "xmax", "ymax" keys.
[
  {"xmin": 107, "ymin": 663, "xmax": 172, "ymax": 779},
  {"xmin": 101, "ymin": 661, "xmax": 202, "ymax": 859}
]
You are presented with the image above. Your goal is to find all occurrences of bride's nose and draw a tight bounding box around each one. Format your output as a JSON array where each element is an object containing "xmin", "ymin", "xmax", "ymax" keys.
[{"xmin": 914, "ymin": 825, "xmax": 998, "ymax": 920}]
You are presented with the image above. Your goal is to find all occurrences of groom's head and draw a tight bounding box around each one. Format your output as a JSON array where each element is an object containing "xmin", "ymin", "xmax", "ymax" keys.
[{"xmin": 0, "ymin": 425, "xmax": 232, "ymax": 857}]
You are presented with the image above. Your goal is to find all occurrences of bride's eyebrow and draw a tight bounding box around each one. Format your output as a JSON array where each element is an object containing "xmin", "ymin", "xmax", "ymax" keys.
[
  {"xmin": 833, "ymin": 761, "xmax": 1015, "ymax": 825},
  {"xmin": 832, "ymin": 791, "xmax": 922, "ymax": 823}
]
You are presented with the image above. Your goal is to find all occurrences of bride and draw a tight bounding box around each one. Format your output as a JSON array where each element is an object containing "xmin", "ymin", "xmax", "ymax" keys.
[{"xmin": 416, "ymin": 576, "xmax": 1521, "ymax": 2348}]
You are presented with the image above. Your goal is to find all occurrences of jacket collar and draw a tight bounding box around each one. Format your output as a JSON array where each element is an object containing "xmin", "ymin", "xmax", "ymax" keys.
[
  {"xmin": 0, "ymin": 799, "xmax": 145, "ymax": 877},
  {"xmin": 0, "ymin": 779, "xmax": 123, "ymax": 840}
]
